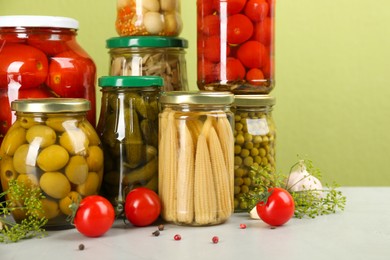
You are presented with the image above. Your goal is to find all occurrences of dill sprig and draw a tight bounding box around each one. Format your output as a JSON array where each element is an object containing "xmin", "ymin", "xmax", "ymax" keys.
[
  {"xmin": 0, "ymin": 179, "xmax": 48, "ymax": 243},
  {"xmin": 243, "ymin": 158, "xmax": 346, "ymax": 219}
]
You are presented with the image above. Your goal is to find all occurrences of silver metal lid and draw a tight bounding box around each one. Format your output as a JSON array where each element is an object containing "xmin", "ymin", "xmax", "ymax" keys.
[
  {"xmin": 11, "ymin": 98, "xmax": 90, "ymax": 113},
  {"xmin": 160, "ymin": 91, "xmax": 234, "ymax": 105}
]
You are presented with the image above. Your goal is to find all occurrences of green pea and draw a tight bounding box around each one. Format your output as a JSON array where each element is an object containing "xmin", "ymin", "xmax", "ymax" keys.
[
  {"xmin": 234, "ymin": 156, "xmax": 242, "ymax": 166},
  {"xmin": 235, "ymin": 134, "xmax": 245, "ymax": 145},
  {"xmin": 234, "ymin": 145, "xmax": 242, "ymax": 155},
  {"xmin": 240, "ymin": 149, "xmax": 250, "ymax": 158},
  {"xmin": 243, "ymin": 156, "xmax": 253, "ymax": 167}
]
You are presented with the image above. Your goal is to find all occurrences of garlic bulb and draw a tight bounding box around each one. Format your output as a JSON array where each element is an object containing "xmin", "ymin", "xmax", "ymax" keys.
[{"xmin": 286, "ymin": 161, "xmax": 323, "ymax": 197}]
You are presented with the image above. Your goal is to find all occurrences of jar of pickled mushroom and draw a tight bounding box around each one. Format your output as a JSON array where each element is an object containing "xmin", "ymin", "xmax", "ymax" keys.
[
  {"xmin": 159, "ymin": 91, "xmax": 234, "ymax": 226},
  {"xmin": 231, "ymin": 95, "xmax": 276, "ymax": 212},
  {"xmin": 0, "ymin": 15, "xmax": 97, "ymax": 146},
  {"xmin": 107, "ymin": 36, "xmax": 188, "ymax": 92},
  {"xmin": 96, "ymin": 76, "xmax": 162, "ymax": 215},
  {"xmin": 0, "ymin": 98, "xmax": 103, "ymax": 230},
  {"xmin": 197, "ymin": 0, "xmax": 275, "ymax": 94},
  {"xmin": 116, "ymin": 0, "xmax": 183, "ymax": 36}
]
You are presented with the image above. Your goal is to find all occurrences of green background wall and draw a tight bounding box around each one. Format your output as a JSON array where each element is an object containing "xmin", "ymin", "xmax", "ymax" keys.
[{"xmin": 1, "ymin": 0, "xmax": 389, "ymax": 186}]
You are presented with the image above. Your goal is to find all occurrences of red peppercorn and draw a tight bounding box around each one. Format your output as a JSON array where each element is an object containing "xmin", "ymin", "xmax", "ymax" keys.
[
  {"xmin": 240, "ymin": 223, "xmax": 247, "ymax": 229},
  {"xmin": 212, "ymin": 236, "xmax": 219, "ymax": 244},
  {"xmin": 174, "ymin": 234, "xmax": 181, "ymax": 241}
]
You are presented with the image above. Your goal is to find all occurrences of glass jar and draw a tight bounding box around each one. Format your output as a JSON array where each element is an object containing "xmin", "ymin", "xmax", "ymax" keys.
[
  {"xmin": 0, "ymin": 15, "xmax": 97, "ymax": 145},
  {"xmin": 107, "ymin": 36, "xmax": 188, "ymax": 92},
  {"xmin": 232, "ymin": 95, "xmax": 276, "ymax": 212},
  {"xmin": 159, "ymin": 91, "xmax": 234, "ymax": 226},
  {"xmin": 96, "ymin": 76, "xmax": 162, "ymax": 214},
  {"xmin": 116, "ymin": 0, "xmax": 183, "ymax": 36},
  {"xmin": 197, "ymin": 0, "xmax": 275, "ymax": 94},
  {"xmin": 0, "ymin": 98, "xmax": 103, "ymax": 229}
]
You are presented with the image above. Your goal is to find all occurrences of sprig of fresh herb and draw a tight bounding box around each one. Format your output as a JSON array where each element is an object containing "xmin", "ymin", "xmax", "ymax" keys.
[
  {"xmin": 0, "ymin": 179, "xmax": 47, "ymax": 243},
  {"xmin": 243, "ymin": 158, "xmax": 346, "ymax": 219}
]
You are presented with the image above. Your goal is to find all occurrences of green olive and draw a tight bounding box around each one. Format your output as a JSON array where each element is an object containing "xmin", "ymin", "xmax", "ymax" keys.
[
  {"xmin": 0, "ymin": 155, "xmax": 18, "ymax": 189},
  {"xmin": 76, "ymin": 172, "xmax": 100, "ymax": 196},
  {"xmin": 26, "ymin": 125, "xmax": 56, "ymax": 148},
  {"xmin": 60, "ymin": 128, "xmax": 89, "ymax": 155},
  {"xmin": 65, "ymin": 155, "xmax": 89, "ymax": 185},
  {"xmin": 13, "ymin": 144, "xmax": 39, "ymax": 175},
  {"xmin": 80, "ymin": 121, "xmax": 101, "ymax": 146},
  {"xmin": 39, "ymin": 172, "xmax": 71, "ymax": 199},
  {"xmin": 1, "ymin": 126, "xmax": 26, "ymax": 156},
  {"xmin": 59, "ymin": 191, "xmax": 81, "ymax": 216},
  {"xmin": 16, "ymin": 173, "xmax": 39, "ymax": 187},
  {"xmin": 39, "ymin": 198, "xmax": 60, "ymax": 220},
  {"xmin": 86, "ymin": 145, "xmax": 104, "ymax": 172},
  {"xmin": 19, "ymin": 117, "xmax": 41, "ymax": 129},
  {"xmin": 46, "ymin": 117, "xmax": 78, "ymax": 132},
  {"xmin": 37, "ymin": 145, "xmax": 70, "ymax": 172}
]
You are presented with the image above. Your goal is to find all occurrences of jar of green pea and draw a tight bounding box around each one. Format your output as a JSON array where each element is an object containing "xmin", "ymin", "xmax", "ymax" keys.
[{"xmin": 232, "ymin": 95, "xmax": 276, "ymax": 212}]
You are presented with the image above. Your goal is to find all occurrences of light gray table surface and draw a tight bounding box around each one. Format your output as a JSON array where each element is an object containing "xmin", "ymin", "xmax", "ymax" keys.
[{"xmin": 1, "ymin": 187, "xmax": 390, "ymax": 260}]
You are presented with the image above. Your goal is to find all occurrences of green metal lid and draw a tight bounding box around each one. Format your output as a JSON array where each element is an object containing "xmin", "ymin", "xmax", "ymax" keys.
[
  {"xmin": 160, "ymin": 91, "xmax": 234, "ymax": 105},
  {"xmin": 233, "ymin": 95, "xmax": 276, "ymax": 107},
  {"xmin": 11, "ymin": 98, "xmax": 90, "ymax": 112},
  {"xmin": 98, "ymin": 76, "xmax": 164, "ymax": 88},
  {"xmin": 106, "ymin": 36, "xmax": 188, "ymax": 48}
]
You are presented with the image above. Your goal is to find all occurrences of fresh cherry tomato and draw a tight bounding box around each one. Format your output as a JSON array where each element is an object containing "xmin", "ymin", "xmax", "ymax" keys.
[
  {"xmin": 46, "ymin": 50, "xmax": 96, "ymax": 98},
  {"xmin": 256, "ymin": 187, "xmax": 295, "ymax": 226},
  {"xmin": 125, "ymin": 187, "xmax": 161, "ymax": 227},
  {"xmin": 0, "ymin": 43, "xmax": 48, "ymax": 89},
  {"xmin": 237, "ymin": 40, "xmax": 266, "ymax": 69},
  {"xmin": 244, "ymin": 0, "xmax": 269, "ymax": 22},
  {"xmin": 227, "ymin": 14, "xmax": 254, "ymax": 45},
  {"xmin": 74, "ymin": 195, "xmax": 115, "ymax": 237},
  {"xmin": 213, "ymin": 0, "xmax": 246, "ymax": 15}
]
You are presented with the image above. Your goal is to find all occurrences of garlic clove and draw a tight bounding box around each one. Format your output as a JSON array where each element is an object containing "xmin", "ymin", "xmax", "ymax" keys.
[{"xmin": 249, "ymin": 206, "xmax": 260, "ymax": 219}]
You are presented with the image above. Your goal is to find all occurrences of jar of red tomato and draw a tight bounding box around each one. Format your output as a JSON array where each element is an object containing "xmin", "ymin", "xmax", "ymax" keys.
[
  {"xmin": 0, "ymin": 15, "xmax": 97, "ymax": 145},
  {"xmin": 197, "ymin": 0, "xmax": 275, "ymax": 94}
]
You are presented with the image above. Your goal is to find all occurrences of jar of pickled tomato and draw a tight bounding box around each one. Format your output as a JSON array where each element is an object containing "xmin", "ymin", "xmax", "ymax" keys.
[
  {"xmin": 0, "ymin": 98, "xmax": 103, "ymax": 230},
  {"xmin": 0, "ymin": 15, "xmax": 97, "ymax": 145},
  {"xmin": 197, "ymin": 0, "xmax": 275, "ymax": 94},
  {"xmin": 116, "ymin": 0, "xmax": 183, "ymax": 36}
]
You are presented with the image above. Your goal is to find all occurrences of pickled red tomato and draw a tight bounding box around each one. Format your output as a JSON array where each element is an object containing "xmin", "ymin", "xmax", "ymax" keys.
[
  {"xmin": 237, "ymin": 40, "xmax": 266, "ymax": 69},
  {"xmin": 0, "ymin": 43, "xmax": 48, "ymax": 89},
  {"xmin": 217, "ymin": 57, "xmax": 245, "ymax": 81},
  {"xmin": 244, "ymin": 0, "xmax": 269, "ymax": 22},
  {"xmin": 252, "ymin": 17, "xmax": 273, "ymax": 46},
  {"xmin": 246, "ymin": 68, "xmax": 265, "ymax": 85},
  {"xmin": 199, "ymin": 15, "xmax": 220, "ymax": 36},
  {"xmin": 213, "ymin": 0, "xmax": 246, "ymax": 15},
  {"xmin": 227, "ymin": 14, "xmax": 254, "ymax": 45},
  {"xmin": 201, "ymin": 35, "xmax": 231, "ymax": 63}
]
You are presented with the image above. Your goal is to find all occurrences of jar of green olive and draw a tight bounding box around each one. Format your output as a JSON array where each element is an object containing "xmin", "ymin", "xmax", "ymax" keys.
[
  {"xmin": 96, "ymin": 76, "xmax": 162, "ymax": 215},
  {"xmin": 232, "ymin": 95, "xmax": 276, "ymax": 212},
  {"xmin": 159, "ymin": 91, "xmax": 234, "ymax": 226},
  {"xmin": 0, "ymin": 98, "xmax": 103, "ymax": 230}
]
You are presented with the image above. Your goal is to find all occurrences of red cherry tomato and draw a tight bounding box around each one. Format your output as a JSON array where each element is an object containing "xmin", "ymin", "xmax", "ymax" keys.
[
  {"xmin": 0, "ymin": 91, "xmax": 12, "ymax": 139},
  {"xmin": 246, "ymin": 68, "xmax": 265, "ymax": 85},
  {"xmin": 217, "ymin": 57, "xmax": 245, "ymax": 81},
  {"xmin": 227, "ymin": 14, "xmax": 254, "ymax": 45},
  {"xmin": 0, "ymin": 43, "xmax": 48, "ymax": 89},
  {"xmin": 27, "ymin": 33, "xmax": 72, "ymax": 56},
  {"xmin": 237, "ymin": 40, "xmax": 266, "ymax": 69},
  {"xmin": 46, "ymin": 50, "xmax": 95, "ymax": 98},
  {"xmin": 124, "ymin": 187, "xmax": 161, "ymax": 227},
  {"xmin": 198, "ymin": 0, "xmax": 215, "ymax": 16},
  {"xmin": 213, "ymin": 0, "xmax": 246, "ymax": 15},
  {"xmin": 18, "ymin": 86, "xmax": 55, "ymax": 99},
  {"xmin": 256, "ymin": 188, "xmax": 295, "ymax": 226},
  {"xmin": 74, "ymin": 195, "xmax": 115, "ymax": 237},
  {"xmin": 252, "ymin": 17, "xmax": 273, "ymax": 46},
  {"xmin": 198, "ymin": 59, "xmax": 218, "ymax": 84},
  {"xmin": 244, "ymin": 0, "xmax": 269, "ymax": 22},
  {"xmin": 199, "ymin": 14, "xmax": 220, "ymax": 36},
  {"xmin": 201, "ymin": 35, "xmax": 231, "ymax": 63}
]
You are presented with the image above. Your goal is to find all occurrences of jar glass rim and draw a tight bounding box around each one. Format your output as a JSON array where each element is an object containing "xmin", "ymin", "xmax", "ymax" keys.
[{"xmin": 0, "ymin": 15, "xmax": 79, "ymax": 29}]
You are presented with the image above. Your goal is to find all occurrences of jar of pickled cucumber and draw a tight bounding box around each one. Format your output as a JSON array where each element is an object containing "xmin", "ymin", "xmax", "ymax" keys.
[
  {"xmin": 159, "ymin": 91, "xmax": 234, "ymax": 226},
  {"xmin": 116, "ymin": 0, "xmax": 183, "ymax": 36},
  {"xmin": 0, "ymin": 98, "xmax": 103, "ymax": 230},
  {"xmin": 107, "ymin": 36, "xmax": 188, "ymax": 92},
  {"xmin": 232, "ymin": 95, "xmax": 276, "ymax": 212},
  {"xmin": 96, "ymin": 76, "xmax": 162, "ymax": 215}
]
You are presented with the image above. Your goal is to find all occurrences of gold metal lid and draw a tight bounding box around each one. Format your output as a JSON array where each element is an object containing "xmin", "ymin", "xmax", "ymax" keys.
[
  {"xmin": 233, "ymin": 95, "xmax": 275, "ymax": 107},
  {"xmin": 160, "ymin": 91, "xmax": 234, "ymax": 105},
  {"xmin": 11, "ymin": 98, "xmax": 91, "ymax": 113}
]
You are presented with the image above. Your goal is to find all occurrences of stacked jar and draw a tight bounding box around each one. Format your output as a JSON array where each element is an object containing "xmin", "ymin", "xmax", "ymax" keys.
[
  {"xmin": 196, "ymin": 0, "xmax": 277, "ymax": 212},
  {"xmin": 96, "ymin": 0, "xmax": 189, "ymax": 211}
]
